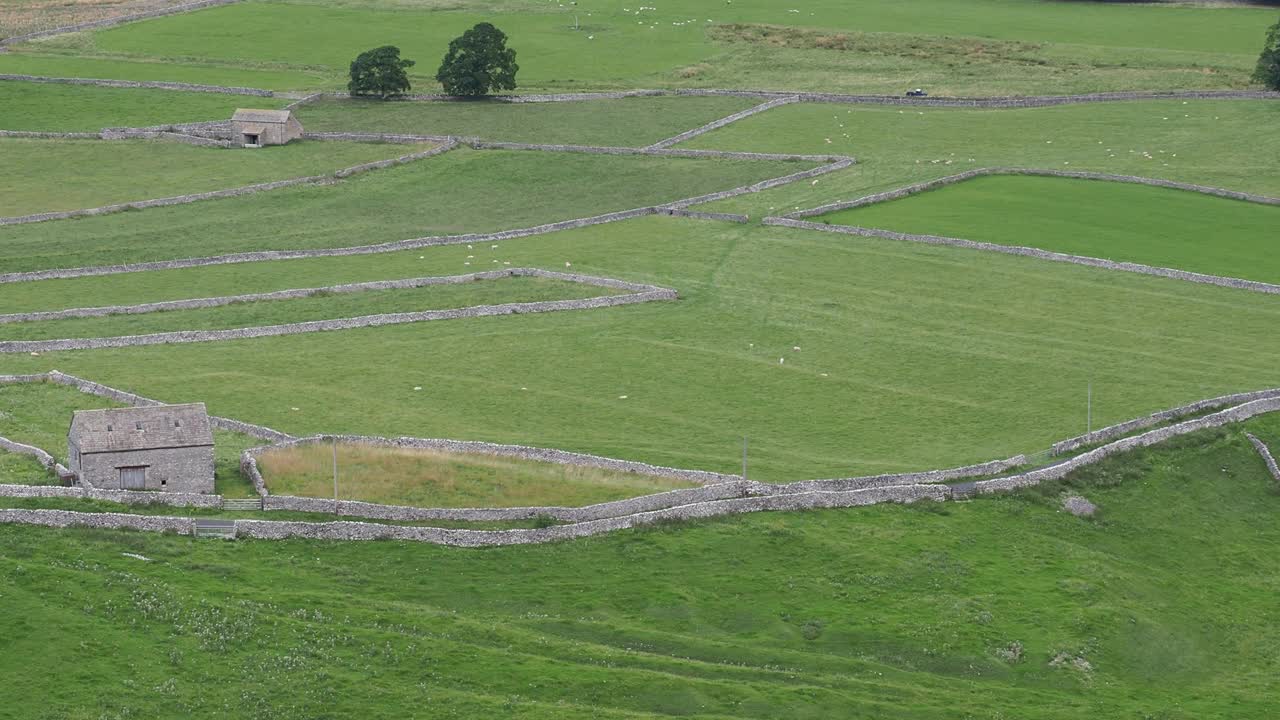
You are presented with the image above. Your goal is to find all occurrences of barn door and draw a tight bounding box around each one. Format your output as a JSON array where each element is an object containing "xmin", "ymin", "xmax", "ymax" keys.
[{"xmin": 119, "ymin": 466, "xmax": 146, "ymax": 490}]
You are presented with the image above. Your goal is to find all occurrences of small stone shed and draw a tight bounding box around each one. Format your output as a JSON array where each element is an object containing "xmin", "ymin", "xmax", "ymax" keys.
[
  {"xmin": 231, "ymin": 108, "xmax": 303, "ymax": 147},
  {"xmin": 67, "ymin": 404, "xmax": 215, "ymax": 493}
]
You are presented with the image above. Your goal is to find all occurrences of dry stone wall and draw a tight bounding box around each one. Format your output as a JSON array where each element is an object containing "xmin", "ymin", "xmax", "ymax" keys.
[
  {"xmin": 763, "ymin": 217, "xmax": 1280, "ymax": 297},
  {"xmin": 1246, "ymin": 433, "xmax": 1280, "ymax": 484},
  {"xmin": 785, "ymin": 168, "xmax": 1280, "ymax": 219},
  {"xmin": 0, "ymin": 508, "xmax": 195, "ymax": 534},
  {"xmin": 0, "ymin": 286, "xmax": 674, "ymax": 354},
  {"xmin": 1052, "ymin": 388, "xmax": 1280, "ymax": 455},
  {"xmin": 0, "ymin": 140, "xmax": 456, "ymax": 227},
  {"xmin": 0, "ymin": 481, "xmax": 222, "ymax": 508},
  {"xmin": 0, "ymin": 267, "xmax": 641, "ymax": 324},
  {"xmin": 645, "ymin": 96, "xmax": 800, "ymax": 150},
  {"xmin": 0, "ymin": 73, "xmax": 269, "ymax": 96},
  {"xmin": 976, "ymin": 397, "xmax": 1280, "ymax": 494}
]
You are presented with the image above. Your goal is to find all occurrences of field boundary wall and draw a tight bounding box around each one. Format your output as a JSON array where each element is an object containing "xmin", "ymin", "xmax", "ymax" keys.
[
  {"xmin": 783, "ymin": 168, "xmax": 1280, "ymax": 219},
  {"xmin": 0, "ymin": 72, "xmax": 269, "ymax": 95},
  {"xmin": 762, "ymin": 218, "xmax": 1280, "ymax": 297},
  {"xmin": 1246, "ymin": 433, "xmax": 1280, "ymax": 484},
  {"xmin": 0, "ymin": 268, "xmax": 659, "ymax": 324},
  {"xmin": 0, "ymin": 140, "xmax": 455, "ymax": 227}
]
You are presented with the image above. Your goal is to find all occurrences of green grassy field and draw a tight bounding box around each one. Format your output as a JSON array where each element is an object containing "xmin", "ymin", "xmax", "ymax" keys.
[
  {"xmin": 258, "ymin": 442, "xmax": 696, "ymax": 508},
  {"xmin": 0, "ymin": 275, "xmax": 619, "ymax": 341},
  {"xmin": 1, "ymin": 421, "xmax": 1278, "ymax": 717},
  {"xmin": 295, "ymin": 95, "xmax": 756, "ymax": 146},
  {"xmin": 685, "ymin": 99, "xmax": 1280, "ymax": 217},
  {"xmin": 0, "ymin": 79, "xmax": 292, "ymax": 131},
  {"xmin": 4, "ymin": 216, "xmax": 1279, "ymax": 481},
  {"xmin": 4, "ymin": 0, "xmax": 1274, "ymax": 93},
  {"xmin": 817, "ymin": 174, "xmax": 1280, "ymax": 284},
  {"xmin": 0, "ymin": 138, "xmax": 430, "ymax": 216},
  {"xmin": 0, "ymin": 148, "xmax": 803, "ymax": 272}
]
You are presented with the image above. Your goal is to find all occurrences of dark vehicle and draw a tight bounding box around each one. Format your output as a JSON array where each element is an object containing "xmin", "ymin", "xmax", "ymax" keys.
[{"xmin": 906, "ymin": 88, "xmax": 928, "ymax": 97}]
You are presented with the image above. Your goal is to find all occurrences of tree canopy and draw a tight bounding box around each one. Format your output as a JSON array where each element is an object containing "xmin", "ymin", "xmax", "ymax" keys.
[
  {"xmin": 349, "ymin": 45, "xmax": 416, "ymax": 99},
  {"xmin": 436, "ymin": 23, "xmax": 519, "ymax": 97},
  {"xmin": 1255, "ymin": 16, "xmax": 1280, "ymax": 91}
]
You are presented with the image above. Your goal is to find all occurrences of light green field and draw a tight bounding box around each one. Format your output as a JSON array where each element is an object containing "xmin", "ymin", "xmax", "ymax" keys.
[
  {"xmin": 258, "ymin": 442, "xmax": 696, "ymax": 508},
  {"xmin": 0, "ymin": 275, "xmax": 618, "ymax": 341},
  {"xmin": 296, "ymin": 94, "xmax": 756, "ymax": 146},
  {"xmin": 1, "ymin": 421, "xmax": 1278, "ymax": 717},
  {"xmin": 0, "ymin": 79, "xmax": 292, "ymax": 131},
  {"xmin": 4, "ymin": 216, "xmax": 1278, "ymax": 481},
  {"xmin": 0, "ymin": 148, "xmax": 803, "ymax": 272},
  {"xmin": 4, "ymin": 0, "xmax": 1274, "ymax": 93},
  {"xmin": 685, "ymin": 99, "xmax": 1280, "ymax": 217},
  {"xmin": 0, "ymin": 138, "xmax": 430, "ymax": 216},
  {"xmin": 818, "ymin": 175, "xmax": 1280, "ymax": 284}
]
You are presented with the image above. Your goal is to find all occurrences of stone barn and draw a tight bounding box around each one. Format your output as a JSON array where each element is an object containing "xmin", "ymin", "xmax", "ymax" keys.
[
  {"xmin": 231, "ymin": 108, "xmax": 303, "ymax": 148},
  {"xmin": 67, "ymin": 404, "xmax": 215, "ymax": 493}
]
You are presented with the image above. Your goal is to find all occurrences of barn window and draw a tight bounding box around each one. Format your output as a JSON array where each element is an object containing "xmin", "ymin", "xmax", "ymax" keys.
[
  {"xmin": 135, "ymin": 422, "xmax": 143, "ymax": 431},
  {"xmin": 106, "ymin": 424, "xmax": 112, "ymax": 432},
  {"xmin": 174, "ymin": 419, "xmax": 182, "ymax": 428}
]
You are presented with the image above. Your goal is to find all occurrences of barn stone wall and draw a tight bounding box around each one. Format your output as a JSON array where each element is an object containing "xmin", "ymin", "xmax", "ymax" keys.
[{"xmin": 78, "ymin": 445, "xmax": 214, "ymax": 493}]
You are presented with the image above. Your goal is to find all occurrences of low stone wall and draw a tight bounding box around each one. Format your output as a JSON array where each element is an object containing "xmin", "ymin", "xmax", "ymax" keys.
[
  {"xmin": 0, "ymin": 73, "xmax": 269, "ymax": 96},
  {"xmin": 236, "ymin": 483, "xmax": 949, "ymax": 546},
  {"xmin": 762, "ymin": 217, "xmax": 1280, "ymax": 297},
  {"xmin": 665, "ymin": 157, "xmax": 855, "ymax": 209},
  {"xmin": 1052, "ymin": 388, "xmax": 1280, "ymax": 455},
  {"xmin": 0, "ymin": 482, "xmax": 222, "ymax": 508},
  {"xmin": 100, "ymin": 129, "xmax": 231, "ymax": 147},
  {"xmin": 0, "ymin": 140, "xmax": 456, "ymax": 227},
  {"xmin": 658, "ymin": 208, "xmax": 750, "ymax": 223},
  {"xmin": 0, "ymin": 267, "xmax": 646, "ymax": 324},
  {"xmin": 976, "ymin": 397, "xmax": 1280, "ymax": 494},
  {"xmin": 0, "ymin": 509, "xmax": 195, "ymax": 534},
  {"xmin": 0, "ymin": 130, "xmax": 101, "ymax": 139},
  {"xmin": 0, "ymin": 435, "xmax": 57, "ymax": 470},
  {"xmin": 1245, "ymin": 433, "xmax": 1280, "ymax": 484},
  {"xmin": 785, "ymin": 168, "xmax": 1280, "ymax": 219},
  {"xmin": 645, "ymin": 96, "xmax": 800, "ymax": 150},
  {"xmin": 0, "ymin": 286, "xmax": 675, "ymax": 354},
  {"xmin": 768, "ymin": 455, "xmax": 1026, "ymax": 493},
  {"xmin": 304, "ymin": 131, "xmax": 453, "ymax": 144}
]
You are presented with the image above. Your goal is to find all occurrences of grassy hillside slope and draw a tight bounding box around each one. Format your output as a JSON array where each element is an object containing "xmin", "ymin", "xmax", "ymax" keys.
[{"xmin": 0, "ymin": 420, "xmax": 1277, "ymax": 718}]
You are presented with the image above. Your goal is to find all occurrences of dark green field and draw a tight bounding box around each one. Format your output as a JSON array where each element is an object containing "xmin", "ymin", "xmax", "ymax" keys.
[{"xmin": 818, "ymin": 175, "xmax": 1280, "ymax": 283}]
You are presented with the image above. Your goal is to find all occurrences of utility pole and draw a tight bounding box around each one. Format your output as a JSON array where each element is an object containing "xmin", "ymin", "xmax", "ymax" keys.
[
  {"xmin": 742, "ymin": 436, "xmax": 748, "ymax": 482},
  {"xmin": 332, "ymin": 437, "xmax": 339, "ymax": 517}
]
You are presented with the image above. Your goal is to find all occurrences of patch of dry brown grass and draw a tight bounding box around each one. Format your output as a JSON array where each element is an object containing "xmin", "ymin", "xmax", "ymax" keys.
[
  {"xmin": 708, "ymin": 23, "xmax": 1047, "ymax": 67},
  {"xmin": 257, "ymin": 443, "xmax": 697, "ymax": 509},
  {"xmin": 0, "ymin": 0, "xmax": 194, "ymax": 38}
]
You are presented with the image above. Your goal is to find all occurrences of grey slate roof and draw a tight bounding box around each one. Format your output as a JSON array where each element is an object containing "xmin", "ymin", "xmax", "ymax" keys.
[
  {"xmin": 232, "ymin": 108, "xmax": 292, "ymax": 124},
  {"xmin": 69, "ymin": 403, "xmax": 214, "ymax": 454}
]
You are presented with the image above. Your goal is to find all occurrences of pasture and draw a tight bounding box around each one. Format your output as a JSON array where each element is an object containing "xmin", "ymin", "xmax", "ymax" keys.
[
  {"xmin": 2, "ymin": 0, "xmax": 1280, "ymax": 715},
  {"xmin": 0, "ymin": 137, "xmax": 425, "ymax": 215},
  {"xmin": 1, "ymin": 423, "xmax": 1279, "ymax": 717},
  {"xmin": 816, "ymin": 175, "xmax": 1280, "ymax": 284},
  {"xmin": 3, "ymin": 0, "xmax": 1275, "ymax": 93}
]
